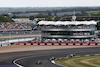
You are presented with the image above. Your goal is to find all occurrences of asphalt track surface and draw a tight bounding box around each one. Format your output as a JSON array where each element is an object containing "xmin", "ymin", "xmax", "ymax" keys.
[{"xmin": 0, "ymin": 47, "xmax": 100, "ymax": 67}]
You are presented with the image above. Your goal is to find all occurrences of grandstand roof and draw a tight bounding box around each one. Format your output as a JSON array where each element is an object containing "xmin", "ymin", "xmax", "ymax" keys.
[{"xmin": 38, "ymin": 21, "xmax": 97, "ymax": 25}]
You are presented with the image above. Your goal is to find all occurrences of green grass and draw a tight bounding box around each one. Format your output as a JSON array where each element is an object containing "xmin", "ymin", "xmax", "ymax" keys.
[{"xmin": 55, "ymin": 56, "xmax": 100, "ymax": 67}]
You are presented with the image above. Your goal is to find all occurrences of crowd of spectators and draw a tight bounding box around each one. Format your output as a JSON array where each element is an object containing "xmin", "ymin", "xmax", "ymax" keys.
[
  {"xmin": 0, "ymin": 22, "xmax": 33, "ymax": 30},
  {"xmin": 42, "ymin": 32, "xmax": 92, "ymax": 36},
  {"xmin": 73, "ymin": 32, "xmax": 90, "ymax": 36},
  {"xmin": 39, "ymin": 25, "xmax": 95, "ymax": 29}
]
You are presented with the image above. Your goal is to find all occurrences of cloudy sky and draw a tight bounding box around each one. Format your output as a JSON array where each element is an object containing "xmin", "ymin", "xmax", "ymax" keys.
[{"xmin": 0, "ymin": 0, "xmax": 100, "ymax": 7}]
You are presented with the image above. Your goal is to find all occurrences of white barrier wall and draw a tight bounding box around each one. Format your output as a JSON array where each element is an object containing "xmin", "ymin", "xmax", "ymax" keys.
[{"xmin": 0, "ymin": 38, "xmax": 35, "ymax": 46}]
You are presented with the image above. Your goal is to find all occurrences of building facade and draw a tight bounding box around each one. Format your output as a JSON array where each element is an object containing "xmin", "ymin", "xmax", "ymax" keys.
[{"xmin": 38, "ymin": 21, "xmax": 97, "ymax": 43}]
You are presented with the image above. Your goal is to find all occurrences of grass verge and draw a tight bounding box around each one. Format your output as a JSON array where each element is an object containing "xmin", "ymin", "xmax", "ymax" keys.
[{"xmin": 55, "ymin": 56, "xmax": 100, "ymax": 67}]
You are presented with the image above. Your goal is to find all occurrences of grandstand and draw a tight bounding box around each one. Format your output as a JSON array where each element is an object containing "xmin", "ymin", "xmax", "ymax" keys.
[
  {"xmin": 0, "ymin": 23, "xmax": 32, "ymax": 30},
  {"xmin": 38, "ymin": 21, "xmax": 98, "ymax": 43},
  {"xmin": 1, "ymin": 16, "xmax": 100, "ymax": 46},
  {"xmin": 0, "ymin": 22, "xmax": 40, "ymax": 36}
]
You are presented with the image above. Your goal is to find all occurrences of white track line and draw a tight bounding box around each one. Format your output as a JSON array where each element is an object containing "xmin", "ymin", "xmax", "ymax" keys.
[
  {"xmin": 51, "ymin": 60, "xmax": 68, "ymax": 67},
  {"xmin": 13, "ymin": 59, "xmax": 23, "ymax": 67},
  {"xmin": 84, "ymin": 55, "xmax": 90, "ymax": 56},
  {"xmin": 13, "ymin": 54, "xmax": 55, "ymax": 67}
]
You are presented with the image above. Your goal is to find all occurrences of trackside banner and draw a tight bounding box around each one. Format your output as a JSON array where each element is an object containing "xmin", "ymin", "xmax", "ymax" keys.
[
  {"xmin": 97, "ymin": 43, "xmax": 100, "ymax": 46},
  {"xmin": 14, "ymin": 43, "xmax": 18, "ymax": 45},
  {"xmin": 46, "ymin": 43, "xmax": 52, "ymax": 45},
  {"xmin": 60, "ymin": 43, "xmax": 66, "ymax": 45},
  {"xmin": 89, "ymin": 43, "xmax": 96, "ymax": 46},
  {"xmin": 53, "ymin": 43, "xmax": 59, "ymax": 45},
  {"xmin": 39, "ymin": 43, "xmax": 45, "ymax": 45},
  {"xmin": 26, "ymin": 43, "xmax": 31, "ymax": 45},
  {"xmin": 19, "ymin": 43, "xmax": 24, "ymax": 45},
  {"xmin": 75, "ymin": 43, "xmax": 81, "ymax": 45},
  {"xmin": 32, "ymin": 43, "xmax": 38, "ymax": 45},
  {"xmin": 68, "ymin": 43, "xmax": 73, "ymax": 45},
  {"xmin": 82, "ymin": 43, "xmax": 88, "ymax": 46}
]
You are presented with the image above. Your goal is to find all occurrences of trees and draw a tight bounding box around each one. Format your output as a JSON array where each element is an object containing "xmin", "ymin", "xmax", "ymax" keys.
[
  {"xmin": 29, "ymin": 16, "xmax": 34, "ymax": 21},
  {"xmin": 91, "ymin": 12, "xmax": 100, "ymax": 16},
  {"xmin": 35, "ymin": 14, "xmax": 48, "ymax": 18},
  {"xmin": 48, "ymin": 11, "xmax": 52, "ymax": 16},
  {"xmin": 12, "ymin": 15, "xmax": 17, "ymax": 19},
  {"xmin": 54, "ymin": 16, "xmax": 61, "ymax": 21},
  {"xmin": 2, "ymin": 14, "xmax": 9, "ymax": 17},
  {"xmin": 46, "ymin": 16, "xmax": 53, "ymax": 21},
  {"xmin": 54, "ymin": 12, "xmax": 57, "ymax": 16},
  {"xmin": 0, "ymin": 15, "xmax": 14, "ymax": 22}
]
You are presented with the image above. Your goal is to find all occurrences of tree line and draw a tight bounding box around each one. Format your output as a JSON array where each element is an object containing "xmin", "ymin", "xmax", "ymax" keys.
[{"xmin": 0, "ymin": 15, "xmax": 14, "ymax": 22}]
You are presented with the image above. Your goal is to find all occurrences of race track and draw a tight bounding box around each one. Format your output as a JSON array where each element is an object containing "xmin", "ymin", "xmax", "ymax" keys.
[{"xmin": 0, "ymin": 47, "xmax": 100, "ymax": 67}]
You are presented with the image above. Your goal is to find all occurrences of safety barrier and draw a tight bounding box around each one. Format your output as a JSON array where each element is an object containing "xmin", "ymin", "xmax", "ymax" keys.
[
  {"xmin": 60, "ymin": 43, "xmax": 66, "ymax": 45},
  {"xmin": 75, "ymin": 43, "xmax": 81, "ymax": 46},
  {"xmin": 53, "ymin": 43, "xmax": 59, "ymax": 45},
  {"xmin": 14, "ymin": 43, "xmax": 19, "ymax": 45},
  {"xmin": 39, "ymin": 43, "xmax": 45, "ymax": 45},
  {"xmin": 15, "ymin": 43, "xmax": 100, "ymax": 46},
  {"xmin": 82, "ymin": 43, "xmax": 88, "ymax": 46},
  {"xmin": 0, "ymin": 45, "xmax": 2, "ymax": 47},
  {"xmin": 46, "ymin": 43, "xmax": 52, "ymax": 45},
  {"xmin": 32, "ymin": 43, "xmax": 38, "ymax": 45},
  {"xmin": 68, "ymin": 43, "xmax": 74, "ymax": 46},
  {"xmin": 26, "ymin": 43, "xmax": 31, "ymax": 45},
  {"xmin": 19, "ymin": 43, "xmax": 24, "ymax": 45},
  {"xmin": 0, "ymin": 43, "xmax": 12, "ymax": 47},
  {"xmin": 97, "ymin": 43, "xmax": 100, "ymax": 46},
  {"xmin": 89, "ymin": 43, "xmax": 96, "ymax": 46}
]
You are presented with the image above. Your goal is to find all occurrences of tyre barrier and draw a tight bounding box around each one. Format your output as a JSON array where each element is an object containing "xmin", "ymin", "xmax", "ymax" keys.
[{"xmin": 15, "ymin": 43, "xmax": 100, "ymax": 46}]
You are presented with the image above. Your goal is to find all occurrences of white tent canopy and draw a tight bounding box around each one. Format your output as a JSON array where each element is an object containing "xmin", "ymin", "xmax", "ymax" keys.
[
  {"xmin": 91, "ymin": 38, "xmax": 95, "ymax": 40},
  {"xmin": 71, "ymin": 39, "xmax": 74, "ymax": 41},
  {"xmin": 38, "ymin": 21, "xmax": 47, "ymax": 25},
  {"xmin": 64, "ymin": 39, "xmax": 68, "ymax": 41},
  {"xmin": 52, "ymin": 39, "xmax": 56, "ymax": 41},
  {"xmin": 85, "ymin": 39, "xmax": 89, "ymax": 41},
  {"xmin": 38, "ymin": 21, "xmax": 97, "ymax": 25},
  {"xmin": 58, "ymin": 39, "xmax": 63, "ymax": 41},
  {"xmin": 76, "ymin": 39, "xmax": 80, "ymax": 41}
]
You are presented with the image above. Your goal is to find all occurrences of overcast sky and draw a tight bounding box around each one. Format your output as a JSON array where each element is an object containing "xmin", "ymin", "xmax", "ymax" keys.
[{"xmin": 0, "ymin": 0, "xmax": 100, "ymax": 7}]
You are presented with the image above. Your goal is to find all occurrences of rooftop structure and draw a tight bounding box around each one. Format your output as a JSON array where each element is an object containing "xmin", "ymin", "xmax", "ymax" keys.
[{"xmin": 38, "ymin": 21, "xmax": 96, "ymax": 25}]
